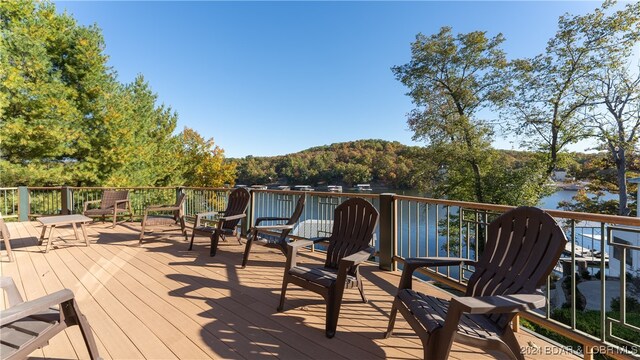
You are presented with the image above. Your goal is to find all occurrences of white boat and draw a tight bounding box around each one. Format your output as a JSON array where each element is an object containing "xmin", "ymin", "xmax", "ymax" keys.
[
  {"xmin": 327, "ymin": 185, "xmax": 342, "ymax": 193},
  {"xmin": 354, "ymin": 184, "xmax": 372, "ymax": 192},
  {"xmin": 293, "ymin": 185, "xmax": 314, "ymax": 191},
  {"xmin": 275, "ymin": 185, "xmax": 290, "ymax": 191},
  {"xmin": 250, "ymin": 185, "xmax": 267, "ymax": 190}
]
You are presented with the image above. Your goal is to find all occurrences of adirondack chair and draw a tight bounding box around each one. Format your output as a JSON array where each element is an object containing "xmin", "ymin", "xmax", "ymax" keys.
[
  {"xmin": 189, "ymin": 187, "xmax": 251, "ymax": 256},
  {"xmin": 385, "ymin": 206, "xmax": 567, "ymax": 360},
  {"xmin": 277, "ymin": 198, "xmax": 379, "ymax": 338},
  {"xmin": 0, "ymin": 277, "xmax": 100, "ymax": 360},
  {"xmin": 0, "ymin": 215, "xmax": 13, "ymax": 262},
  {"xmin": 242, "ymin": 196, "xmax": 305, "ymax": 268},
  {"xmin": 83, "ymin": 190, "xmax": 133, "ymax": 227},
  {"xmin": 139, "ymin": 192, "xmax": 188, "ymax": 245}
]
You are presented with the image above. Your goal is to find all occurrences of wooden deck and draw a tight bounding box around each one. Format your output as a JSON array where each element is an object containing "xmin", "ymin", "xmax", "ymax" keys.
[{"xmin": 1, "ymin": 220, "xmax": 575, "ymax": 359}]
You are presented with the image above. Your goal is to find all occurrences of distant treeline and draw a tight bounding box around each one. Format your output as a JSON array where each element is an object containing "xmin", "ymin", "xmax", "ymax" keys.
[{"xmin": 232, "ymin": 139, "xmax": 600, "ymax": 189}]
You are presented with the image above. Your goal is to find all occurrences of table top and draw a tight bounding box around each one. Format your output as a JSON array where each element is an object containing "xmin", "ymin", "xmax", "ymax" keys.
[{"xmin": 37, "ymin": 214, "xmax": 93, "ymax": 226}]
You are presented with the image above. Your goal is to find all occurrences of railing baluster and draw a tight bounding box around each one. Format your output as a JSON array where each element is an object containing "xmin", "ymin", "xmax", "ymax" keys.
[{"xmin": 571, "ymin": 219, "xmax": 577, "ymax": 330}]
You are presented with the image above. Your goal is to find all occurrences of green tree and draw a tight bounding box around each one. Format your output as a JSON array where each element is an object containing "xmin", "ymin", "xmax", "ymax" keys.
[
  {"xmin": 507, "ymin": 1, "xmax": 640, "ymax": 180},
  {"xmin": 393, "ymin": 27, "xmax": 545, "ymax": 205},
  {"xmin": 0, "ymin": 0, "xmax": 113, "ymax": 185},
  {"xmin": 1, "ymin": 1, "xmax": 231, "ymax": 188},
  {"xmin": 234, "ymin": 156, "xmax": 277, "ymax": 185},
  {"xmin": 96, "ymin": 76, "xmax": 182, "ymax": 186},
  {"xmin": 178, "ymin": 128, "xmax": 236, "ymax": 187},
  {"xmin": 587, "ymin": 66, "xmax": 640, "ymax": 215}
]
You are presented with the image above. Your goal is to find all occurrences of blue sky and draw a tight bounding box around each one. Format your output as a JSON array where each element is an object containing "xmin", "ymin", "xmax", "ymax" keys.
[{"xmin": 56, "ymin": 1, "xmax": 608, "ymax": 158}]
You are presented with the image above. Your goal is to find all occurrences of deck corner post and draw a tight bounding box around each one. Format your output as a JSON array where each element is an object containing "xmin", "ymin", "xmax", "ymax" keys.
[
  {"xmin": 18, "ymin": 186, "xmax": 29, "ymax": 222},
  {"xmin": 61, "ymin": 186, "xmax": 72, "ymax": 214},
  {"xmin": 379, "ymin": 193, "xmax": 396, "ymax": 271}
]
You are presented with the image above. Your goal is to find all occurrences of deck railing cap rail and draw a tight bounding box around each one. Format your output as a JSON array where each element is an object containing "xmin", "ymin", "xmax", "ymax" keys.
[
  {"xmin": 393, "ymin": 194, "xmax": 640, "ymax": 227},
  {"xmin": 251, "ymin": 188, "xmax": 379, "ymax": 199}
]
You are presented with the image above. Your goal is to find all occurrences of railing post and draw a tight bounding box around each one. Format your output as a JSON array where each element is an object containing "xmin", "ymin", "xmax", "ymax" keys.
[
  {"xmin": 18, "ymin": 186, "xmax": 29, "ymax": 222},
  {"xmin": 379, "ymin": 193, "xmax": 396, "ymax": 271},
  {"xmin": 61, "ymin": 186, "xmax": 72, "ymax": 214}
]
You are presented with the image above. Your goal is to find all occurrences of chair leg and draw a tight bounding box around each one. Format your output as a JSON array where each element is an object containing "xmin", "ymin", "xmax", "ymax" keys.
[
  {"xmin": 501, "ymin": 326, "xmax": 526, "ymax": 360},
  {"xmin": 139, "ymin": 217, "xmax": 146, "ymax": 246},
  {"xmin": 179, "ymin": 217, "xmax": 188, "ymax": 242},
  {"xmin": 277, "ymin": 276, "xmax": 289, "ymax": 312},
  {"xmin": 210, "ymin": 231, "xmax": 221, "ymax": 256},
  {"xmin": 325, "ymin": 289, "xmax": 341, "ymax": 338},
  {"xmin": 241, "ymin": 229, "xmax": 256, "ymax": 268},
  {"xmin": 189, "ymin": 231, "xmax": 196, "ymax": 250},
  {"xmin": 3, "ymin": 235, "xmax": 13, "ymax": 262},
  {"xmin": 67, "ymin": 299, "xmax": 101, "ymax": 360},
  {"xmin": 384, "ymin": 301, "xmax": 399, "ymax": 338},
  {"xmin": 357, "ymin": 276, "xmax": 367, "ymax": 303},
  {"xmin": 112, "ymin": 210, "xmax": 117, "ymax": 228}
]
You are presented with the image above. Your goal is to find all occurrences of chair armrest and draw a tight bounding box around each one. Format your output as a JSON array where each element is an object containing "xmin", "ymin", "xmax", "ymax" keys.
[
  {"xmin": 450, "ymin": 292, "xmax": 547, "ymax": 315},
  {"xmin": 405, "ymin": 257, "xmax": 476, "ymax": 268},
  {"xmin": 196, "ymin": 210, "xmax": 222, "ymax": 218},
  {"xmin": 255, "ymin": 217, "xmax": 290, "ymax": 226},
  {"xmin": 398, "ymin": 257, "xmax": 477, "ymax": 290},
  {"xmin": 287, "ymin": 239, "xmax": 315, "ymax": 251},
  {"xmin": 146, "ymin": 205, "xmax": 179, "ymax": 212},
  {"xmin": 114, "ymin": 199, "xmax": 130, "ymax": 205},
  {"xmin": 218, "ymin": 213, "xmax": 246, "ymax": 222},
  {"xmin": 194, "ymin": 211, "xmax": 222, "ymax": 227},
  {"xmin": 83, "ymin": 200, "xmax": 101, "ymax": 212},
  {"xmin": 0, "ymin": 277, "xmax": 24, "ymax": 306},
  {"xmin": 254, "ymin": 224, "xmax": 295, "ymax": 232},
  {"xmin": 0, "ymin": 289, "xmax": 74, "ymax": 326},
  {"xmin": 284, "ymin": 238, "xmax": 328, "ymax": 270},
  {"xmin": 340, "ymin": 248, "xmax": 374, "ymax": 268}
]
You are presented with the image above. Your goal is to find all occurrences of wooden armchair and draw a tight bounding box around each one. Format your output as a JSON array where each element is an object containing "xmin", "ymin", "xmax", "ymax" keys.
[
  {"xmin": 277, "ymin": 198, "xmax": 379, "ymax": 338},
  {"xmin": 83, "ymin": 190, "xmax": 133, "ymax": 227},
  {"xmin": 385, "ymin": 206, "xmax": 567, "ymax": 360},
  {"xmin": 189, "ymin": 187, "xmax": 251, "ymax": 256},
  {"xmin": 139, "ymin": 192, "xmax": 188, "ymax": 245},
  {"xmin": 0, "ymin": 215, "xmax": 13, "ymax": 262},
  {"xmin": 242, "ymin": 196, "xmax": 305, "ymax": 268},
  {"xmin": 0, "ymin": 276, "xmax": 100, "ymax": 359}
]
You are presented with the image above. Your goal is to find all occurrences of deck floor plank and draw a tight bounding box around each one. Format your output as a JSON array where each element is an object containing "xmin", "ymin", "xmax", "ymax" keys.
[
  {"xmin": 0, "ymin": 221, "xmax": 575, "ymax": 360},
  {"xmin": 21, "ymin": 224, "xmax": 145, "ymax": 360}
]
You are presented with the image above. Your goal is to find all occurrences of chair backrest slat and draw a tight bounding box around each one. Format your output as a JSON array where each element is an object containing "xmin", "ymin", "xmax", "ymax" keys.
[
  {"xmin": 221, "ymin": 188, "xmax": 251, "ymax": 231},
  {"xmin": 467, "ymin": 207, "xmax": 566, "ymax": 297},
  {"xmin": 324, "ymin": 198, "xmax": 378, "ymax": 270},
  {"xmin": 100, "ymin": 190, "xmax": 129, "ymax": 210},
  {"xmin": 174, "ymin": 192, "xmax": 187, "ymax": 216},
  {"xmin": 465, "ymin": 207, "xmax": 567, "ymax": 328},
  {"xmin": 286, "ymin": 196, "xmax": 306, "ymax": 226}
]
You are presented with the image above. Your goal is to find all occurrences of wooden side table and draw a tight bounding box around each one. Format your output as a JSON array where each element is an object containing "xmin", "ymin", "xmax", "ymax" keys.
[{"xmin": 37, "ymin": 214, "xmax": 93, "ymax": 253}]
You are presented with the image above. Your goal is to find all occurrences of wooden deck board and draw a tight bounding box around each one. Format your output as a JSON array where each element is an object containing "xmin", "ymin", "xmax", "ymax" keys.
[{"xmin": 0, "ymin": 221, "xmax": 575, "ymax": 359}]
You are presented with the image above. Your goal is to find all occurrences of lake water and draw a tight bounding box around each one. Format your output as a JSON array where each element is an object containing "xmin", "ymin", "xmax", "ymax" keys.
[
  {"xmin": 257, "ymin": 188, "xmax": 621, "ymax": 280},
  {"xmin": 388, "ymin": 188, "xmax": 618, "ymax": 210},
  {"xmin": 538, "ymin": 189, "xmax": 618, "ymax": 210}
]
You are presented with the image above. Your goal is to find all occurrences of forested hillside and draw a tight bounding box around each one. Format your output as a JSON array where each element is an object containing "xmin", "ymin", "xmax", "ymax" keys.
[
  {"xmin": 234, "ymin": 140, "xmax": 421, "ymax": 188},
  {"xmin": 234, "ymin": 140, "xmax": 605, "ymax": 191}
]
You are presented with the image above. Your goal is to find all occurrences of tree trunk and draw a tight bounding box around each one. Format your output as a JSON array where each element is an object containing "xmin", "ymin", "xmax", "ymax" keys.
[
  {"xmin": 471, "ymin": 161, "xmax": 484, "ymax": 204},
  {"xmin": 612, "ymin": 145, "xmax": 630, "ymax": 216}
]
